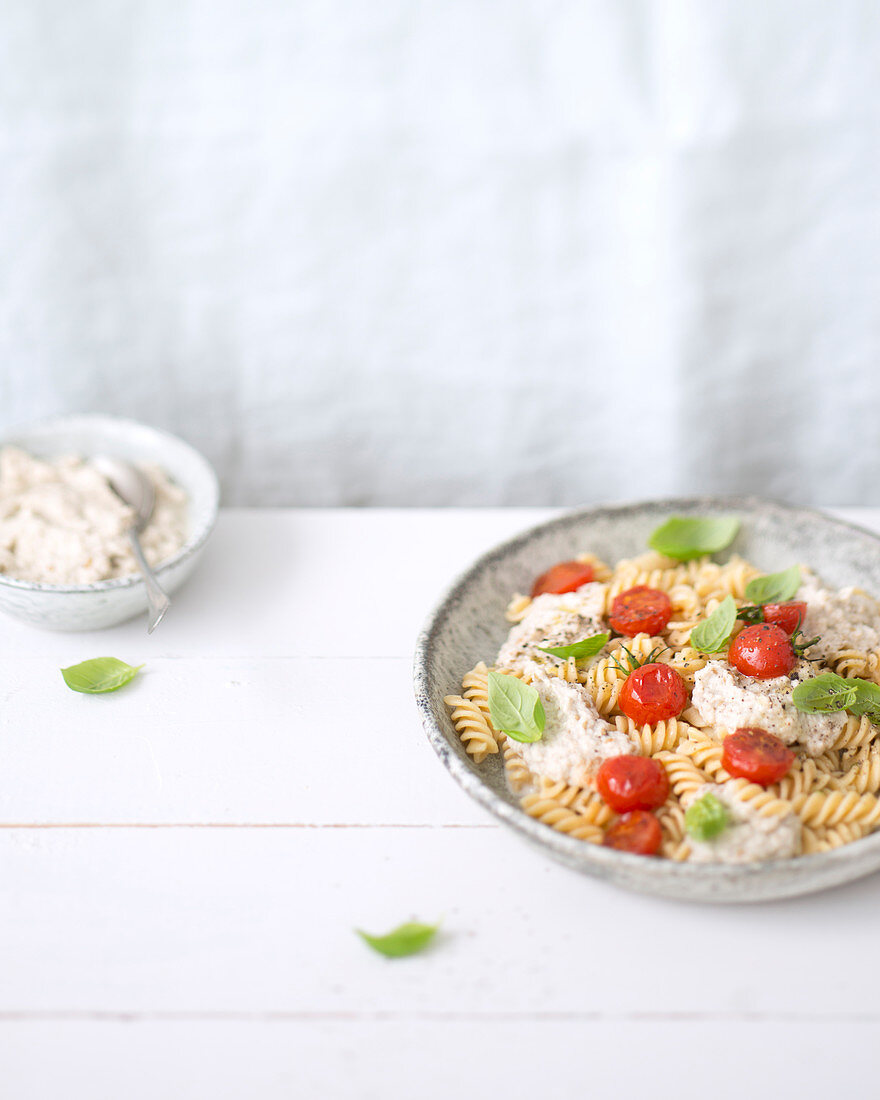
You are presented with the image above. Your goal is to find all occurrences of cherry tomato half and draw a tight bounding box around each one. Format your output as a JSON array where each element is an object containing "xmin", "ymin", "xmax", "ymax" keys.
[
  {"xmin": 728, "ymin": 623, "xmax": 796, "ymax": 679},
  {"xmin": 602, "ymin": 810, "xmax": 662, "ymax": 855},
  {"xmin": 597, "ymin": 755, "xmax": 670, "ymax": 813},
  {"xmin": 618, "ymin": 663, "xmax": 688, "ymax": 725},
  {"xmin": 721, "ymin": 727, "xmax": 795, "ymax": 786},
  {"xmin": 761, "ymin": 601, "xmax": 807, "ymax": 636},
  {"xmin": 608, "ymin": 586, "xmax": 672, "ymax": 637},
  {"xmin": 530, "ymin": 560, "xmax": 595, "ymax": 598}
]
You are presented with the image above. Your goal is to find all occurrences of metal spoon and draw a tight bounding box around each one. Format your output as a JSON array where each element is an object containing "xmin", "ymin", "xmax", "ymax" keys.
[{"xmin": 91, "ymin": 455, "xmax": 171, "ymax": 633}]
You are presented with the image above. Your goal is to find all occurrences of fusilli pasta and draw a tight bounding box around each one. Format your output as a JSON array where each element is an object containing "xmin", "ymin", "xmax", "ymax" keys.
[{"xmin": 445, "ymin": 539, "xmax": 880, "ymax": 863}]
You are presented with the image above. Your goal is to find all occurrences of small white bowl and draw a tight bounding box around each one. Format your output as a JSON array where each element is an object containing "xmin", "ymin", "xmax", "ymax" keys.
[{"xmin": 0, "ymin": 415, "xmax": 220, "ymax": 631}]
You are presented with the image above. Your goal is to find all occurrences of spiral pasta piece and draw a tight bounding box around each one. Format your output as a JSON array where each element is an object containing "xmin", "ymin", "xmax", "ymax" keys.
[
  {"xmin": 791, "ymin": 789, "xmax": 880, "ymax": 829},
  {"xmin": 658, "ymin": 646, "xmax": 712, "ymax": 689},
  {"xmin": 722, "ymin": 778, "xmax": 795, "ymax": 819},
  {"xmin": 536, "ymin": 657, "xmax": 582, "ymax": 684},
  {"xmin": 505, "ymin": 593, "xmax": 532, "ymax": 623},
  {"xmin": 833, "ymin": 648, "xmax": 880, "ymax": 683},
  {"xmin": 502, "ymin": 736, "xmax": 533, "ymax": 792},
  {"xmin": 676, "ymin": 736, "xmax": 732, "ymax": 785},
  {"xmin": 656, "ymin": 799, "xmax": 686, "ymax": 845},
  {"xmin": 444, "ymin": 694, "xmax": 499, "ymax": 763},
  {"xmin": 831, "ymin": 715, "xmax": 876, "ymax": 752},
  {"xmin": 690, "ymin": 556, "xmax": 760, "ymax": 602},
  {"xmin": 838, "ymin": 747, "xmax": 880, "ymax": 794},
  {"xmin": 581, "ymin": 653, "xmax": 627, "ymax": 716},
  {"xmin": 461, "ymin": 662, "xmax": 492, "ymax": 719},
  {"xmin": 519, "ymin": 787, "xmax": 605, "ymax": 842},
  {"xmin": 802, "ymin": 822, "xmax": 872, "ymax": 853},
  {"xmin": 771, "ymin": 757, "xmax": 840, "ymax": 800},
  {"xmin": 655, "ymin": 752, "xmax": 707, "ymax": 806},
  {"xmin": 613, "ymin": 715, "xmax": 695, "ymax": 756},
  {"xmin": 607, "ymin": 562, "xmax": 689, "ymax": 602}
]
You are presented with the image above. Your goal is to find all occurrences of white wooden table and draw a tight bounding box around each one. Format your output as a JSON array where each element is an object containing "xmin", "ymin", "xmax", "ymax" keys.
[{"xmin": 2, "ymin": 507, "xmax": 880, "ymax": 1099}]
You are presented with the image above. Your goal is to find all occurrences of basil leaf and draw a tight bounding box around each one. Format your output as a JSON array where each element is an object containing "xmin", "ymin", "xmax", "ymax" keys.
[
  {"xmin": 537, "ymin": 632, "xmax": 610, "ymax": 660},
  {"xmin": 791, "ymin": 673, "xmax": 858, "ymax": 714},
  {"xmin": 685, "ymin": 792, "xmax": 729, "ymax": 842},
  {"xmin": 488, "ymin": 671, "xmax": 545, "ymax": 743},
  {"xmin": 847, "ymin": 679, "xmax": 880, "ymax": 720},
  {"xmin": 690, "ymin": 596, "xmax": 737, "ymax": 654},
  {"xmin": 648, "ymin": 516, "xmax": 740, "ymax": 561},
  {"xmin": 744, "ymin": 565, "xmax": 802, "ymax": 605},
  {"xmin": 357, "ymin": 921, "xmax": 439, "ymax": 958},
  {"xmin": 60, "ymin": 657, "xmax": 143, "ymax": 694}
]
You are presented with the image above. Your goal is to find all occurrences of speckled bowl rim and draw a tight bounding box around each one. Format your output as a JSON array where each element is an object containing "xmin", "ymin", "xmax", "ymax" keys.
[
  {"xmin": 0, "ymin": 414, "xmax": 220, "ymax": 593},
  {"xmin": 413, "ymin": 496, "xmax": 880, "ymax": 902}
]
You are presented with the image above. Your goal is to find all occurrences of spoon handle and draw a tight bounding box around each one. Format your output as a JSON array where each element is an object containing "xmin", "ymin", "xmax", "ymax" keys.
[{"xmin": 128, "ymin": 531, "xmax": 171, "ymax": 633}]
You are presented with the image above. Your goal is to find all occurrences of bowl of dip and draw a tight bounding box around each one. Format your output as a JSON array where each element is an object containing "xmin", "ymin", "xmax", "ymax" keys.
[{"xmin": 0, "ymin": 415, "xmax": 219, "ymax": 630}]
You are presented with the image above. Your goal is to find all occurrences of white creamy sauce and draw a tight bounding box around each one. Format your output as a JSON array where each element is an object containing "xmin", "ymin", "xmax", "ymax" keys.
[
  {"xmin": 798, "ymin": 569, "xmax": 880, "ymax": 663},
  {"xmin": 508, "ymin": 676, "xmax": 632, "ymax": 788},
  {"xmin": 495, "ymin": 583, "xmax": 608, "ymax": 678},
  {"xmin": 688, "ymin": 782, "xmax": 801, "ymax": 864},
  {"xmin": 691, "ymin": 659, "xmax": 845, "ymax": 756},
  {"xmin": 0, "ymin": 446, "xmax": 188, "ymax": 585}
]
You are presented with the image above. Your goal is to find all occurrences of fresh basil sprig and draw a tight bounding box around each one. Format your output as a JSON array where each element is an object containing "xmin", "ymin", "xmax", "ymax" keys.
[
  {"xmin": 791, "ymin": 673, "xmax": 858, "ymax": 714},
  {"xmin": 648, "ymin": 516, "xmax": 740, "ymax": 561},
  {"xmin": 744, "ymin": 565, "xmax": 801, "ymax": 605},
  {"xmin": 689, "ymin": 596, "xmax": 737, "ymax": 654},
  {"xmin": 487, "ymin": 671, "xmax": 545, "ymax": 743},
  {"xmin": 357, "ymin": 920, "xmax": 439, "ymax": 958},
  {"xmin": 537, "ymin": 632, "xmax": 609, "ymax": 660},
  {"xmin": 792, "ymin": 673, "xmax": 880, "ymax": 721},
  {"xmin": 61, "ymin": 657, "xmax": 143, "ymax": 694},
  {"xmin": 685, "ymin": 792, "xmax": 729, "ymax": 842},
  {"xmin": 848, "ymin": 680, "xmax": 880, "ymax": 719}
]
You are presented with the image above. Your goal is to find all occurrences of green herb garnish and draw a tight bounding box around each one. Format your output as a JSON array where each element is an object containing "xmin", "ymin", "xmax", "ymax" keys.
[
  {"xmin": 792, "ymin": 673, "xmax": 880, "ymax": 721},
  {"xmin": 690, "ymin": 596, "xmax": 737, "ymax": 654},
  {"xmin": 848, "ymin": 680, "xmax": 880, "ymax": 720},
  {"xmin": 487, "ymin": 671, "xmax": 545, "ymax": 743},
  {"xmin": 648, "ymin": 516, "xmax": 740, "ymax": 561},
  {"xmin": 60, "ymin": 657, "xmax": 143, "ymax": 694},
  {"xmin": 357, "ymin": 921, "xmax": 439, "ymax": 958},
  {"xmin": 685, "ymin": 793, "xmax": 729, "ymax": 842},
  {"xmin": 744, "ymin": 565, "xmax": 801, "ymax": 605},
  {"xmin": 609, "ymin": 644, "xmax": 667, "ymax": 675},
  {"xmin": 537, "ymin": 632, "xmax": 609, "ymax": 660}
]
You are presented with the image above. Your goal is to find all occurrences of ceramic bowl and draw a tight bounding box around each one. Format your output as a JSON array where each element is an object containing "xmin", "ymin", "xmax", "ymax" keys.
[
  {"xmin": 414, "ymin": 496, "xmax": 880, "ymax": 902},
  {"xmin": 0, "ymin": 415, "xmax": 219, "ymax": 631}
]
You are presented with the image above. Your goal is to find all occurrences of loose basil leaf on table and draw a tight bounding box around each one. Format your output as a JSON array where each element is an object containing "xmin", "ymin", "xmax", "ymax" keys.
[
  {"xmin": 537, "ymin": 632, "xmax": 610, "ymax": 660},
  {"xmin": 60, "ymin": 657, "xmax": 143, "ymax": 694},
  {"xmin": 648, "ymin": 516, "xmax": 740, "ymax": 561},
  {"xmin": 690, "ymin": 596, "xmax": 738, "ymax": 654},
  {"xmin": 791, "ymin": 673, "xmax": 859, "ymax": 714},
  {"xmin": 487, "ymin": 670, "xmax": 545, "ymax": 743},
  {"xmin": 744, "ymin": 565, "xmax": 802, "ymax": 605},
  {"xmin": 357, "ymin": 921, "xmax": 439, "ymax": 958}
]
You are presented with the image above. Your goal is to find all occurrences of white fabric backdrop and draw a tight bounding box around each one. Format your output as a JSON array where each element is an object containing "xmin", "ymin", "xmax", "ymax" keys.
[{"xmin": 0, "ymin": 0, "xmax": 878, "ymax": 505}]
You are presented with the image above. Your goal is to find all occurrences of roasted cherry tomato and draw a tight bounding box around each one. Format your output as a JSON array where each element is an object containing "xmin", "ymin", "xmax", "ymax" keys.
[
  {"xmin": 608, "ymin": 586, "xmax": 672, "ymax": 637},
  {"xmin": 761, "ymin": 601, "xmax": 807, "ymax": 636},
  {"xmin": 602, "ymin": 810, "xmax": 662, "ymax": 855},
  {"xmin": 721, "ymin": 727, "xmax": 795, "ymax": 786},
  {"xmin": 618, "ymin": 663, "xmax": 688, "ymax": 725},
  {"xmin": 597, "ymin": 755, "xmax": 670, "ymax": 813},
  {"xmin": 728, "ymin": 623, "xmax": 796, "ymax": 679},
  {"xmin": 530, "ymin": 560, "xmax": 594, "ymax": 598}
]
